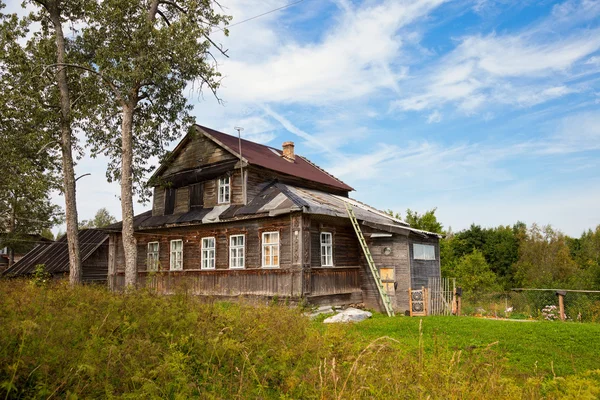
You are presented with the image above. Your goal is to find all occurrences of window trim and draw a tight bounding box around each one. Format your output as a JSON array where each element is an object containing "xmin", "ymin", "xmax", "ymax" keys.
[
  {"xmin": 218, "ymin": 176, "xmax": 231, "ymax": 204},
  {"xmin": 201, "ymin": 236, "xmax": 216, "ymax": 270},
  {"xmin": 261, "ymin": 231, "xmax": 280, "ymax": 268},
  {"xmin": 170, "ymin": 239, "xmax": 183, "ymax": 271},
  {"xmin": 147, "ymin": 241, "xmax": 160, "ymax": 271},
  {"xmin": 229, "ymin": 234, "xmax": 245, "ymax": 269},
  {"xmin": 413, "ymin": 243, "xmax": 436, "ymax": 261},
  {"xmin": 320, "ymin": 232, "xmax": 334, "ymax": 267}
]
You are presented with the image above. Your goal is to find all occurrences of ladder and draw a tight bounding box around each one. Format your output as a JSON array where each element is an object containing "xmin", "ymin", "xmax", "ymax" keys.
[{"xmin": 345, "ymin": 202, "xmax": 395, "ymax": 317}]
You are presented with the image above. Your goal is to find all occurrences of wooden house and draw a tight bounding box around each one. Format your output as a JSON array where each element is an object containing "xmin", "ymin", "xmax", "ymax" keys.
[
  {"xmin": 106, "ymin": 125, "xmax": 441, "ymax": 314},
  {"xmin": 3, "ymin": 229, "xmax": 109, "ymax": 283}
]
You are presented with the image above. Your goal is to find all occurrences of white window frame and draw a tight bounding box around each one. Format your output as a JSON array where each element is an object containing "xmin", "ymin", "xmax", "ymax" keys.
[
  {"xmin": 229, "ymin": 234, "xmax": 245, "ymax": 269},
  {"xmin": 320, "ymin": 232, "xmax": 333, "ymax": 267},
  {"xmin": 147, "ymin": 242, "xmax": 160, "ymax": 271},
  {"xmin": 413, "ymin": 243, "xmax": 436, "ymax": 261},
  {"xmin": 262, "ymin": 231, "xmax": 280, "ymax": 268},
  {"xmin": 201, "ymin": 237, "xmax": 216, "ymax": 270},
  {"xmin": 170, "ymin": 239, "xmax": 183, "ymax": 270},
  {"xmin": 218, "ymin": 176, "xmax": 231, "ymax": 204}
]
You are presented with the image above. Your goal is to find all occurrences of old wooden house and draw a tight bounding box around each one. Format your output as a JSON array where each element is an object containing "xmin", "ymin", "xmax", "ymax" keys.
[{"xmin": 106, "ymin": 125, "xmax": 441, "ymax": 314}]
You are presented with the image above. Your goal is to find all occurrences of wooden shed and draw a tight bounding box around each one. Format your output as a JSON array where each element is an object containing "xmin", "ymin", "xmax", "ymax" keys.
[{"xmin": 2, "ymin": 229, "xmax": 109, "ymax": 283}]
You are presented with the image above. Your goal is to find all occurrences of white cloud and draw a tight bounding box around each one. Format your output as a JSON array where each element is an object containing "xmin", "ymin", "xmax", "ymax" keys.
[
  {"xmin": 427, "ymin": 110, "xmax": 442, "ymax": 123},
  {"xmin": 392, "ymin": 0, "xmax": 600, "ymax": 113},
  {"xmin": 214, "ymin": 0, "xmax": 446, "ymax": 104}
]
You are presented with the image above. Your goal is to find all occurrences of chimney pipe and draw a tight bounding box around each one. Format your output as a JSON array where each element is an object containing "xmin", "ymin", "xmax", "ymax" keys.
[{"xmin": 282, "ymin": 141, "xmax": 295, "ymax": 161}]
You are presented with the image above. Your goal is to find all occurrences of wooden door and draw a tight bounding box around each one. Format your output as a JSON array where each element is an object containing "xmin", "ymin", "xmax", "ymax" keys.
[{"xmin": 380, "ymin": 267, "xmax": 395, "ymax": 294}]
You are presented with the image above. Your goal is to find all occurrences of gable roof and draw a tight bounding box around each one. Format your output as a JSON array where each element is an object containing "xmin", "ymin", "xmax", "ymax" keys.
[
  {"xmin": 2, "ymin": 229, "xmax": 108, "ymax": 276},
  {"xmin": 104, "ymin": 183, "xmax": 440, "ymax": 238},
  {"xmin": 151, "ymin": 124, "xmax": 353, "ymax": 192}
]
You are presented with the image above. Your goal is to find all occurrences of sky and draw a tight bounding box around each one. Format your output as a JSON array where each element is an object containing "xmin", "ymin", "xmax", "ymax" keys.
[{"xmin": 10, "ymin": 0, "xmax": 600, "ymax": 237}]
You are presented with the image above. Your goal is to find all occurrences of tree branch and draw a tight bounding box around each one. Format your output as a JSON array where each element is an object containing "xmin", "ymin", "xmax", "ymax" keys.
[
  {"xmin": 203, "ymin": 33, "xmax": 229, "ymax": 58},
  {"xmin": 43, "ymin": 63, "xmax": 126, "ymax": 106},
  {"xmin": 156, "ymin": 9, "xmax": 171, "ymax": 26},
  {"xmin": 158, "ymin": 1, "xmax": 187, "ymax": 14}
]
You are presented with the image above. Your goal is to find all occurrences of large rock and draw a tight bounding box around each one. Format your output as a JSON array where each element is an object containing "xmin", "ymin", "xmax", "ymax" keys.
[{"xmin": 323, "ymin": 308, "xmax": 372, "ymax": 323}]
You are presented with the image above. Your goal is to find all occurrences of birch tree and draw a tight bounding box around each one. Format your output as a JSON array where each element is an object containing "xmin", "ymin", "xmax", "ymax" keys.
[
  {"xmin": 24, "ymin": 0, "xmax": 92, "ymax": 284},
  {"xmin": 78, "ymin": 0, "xmax": 230, "ymax": 287}
]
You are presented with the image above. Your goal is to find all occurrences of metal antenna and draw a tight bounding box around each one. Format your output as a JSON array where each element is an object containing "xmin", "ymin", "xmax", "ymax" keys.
[{"xmin": 234, "ymin": 127, "xmax": 245, "ymax": 204}]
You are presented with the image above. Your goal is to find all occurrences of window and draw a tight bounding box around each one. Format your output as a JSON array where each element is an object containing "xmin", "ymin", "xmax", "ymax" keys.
[
  {"xmin": 229, "ymin": 235, "xmax": 245, "ymax": 269},
  {"xmin": 201, "ymin": 237, "xmax": 216, "ymax": 269},
  {"xmin": 262, "ymin": 232, "xmax": 280, "ymax": 268},
  {"xmin": 147, "ymin": 242, "xmax": 160, "ymax": 271},
  {"xmin": 170, "ymin": 240, "xmax": 183, "ymax": 270},
  {"xmin": 190, "ymin": 183, "xmax": 203, "ymax": 208},
  {"xmin": 320, "ymin": 232, "xmax": 333, "ymax": 266},
  {"xmin": 413, "ymin": 244, "xmax": 436, "ymax": 260},
  {"xmin": 164, "ymin": 187, "xmax": 176, "ymax": 215},
  {"xmin": 218, "ymin": 176, "xmax": 230, "ymax": 204}
]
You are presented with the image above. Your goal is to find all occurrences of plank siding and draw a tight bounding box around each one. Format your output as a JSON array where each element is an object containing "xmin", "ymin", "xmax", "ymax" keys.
[
  {"xmin": 162, "ymin": 133, "xmax": 236, "ymax": 177},
  {"xmin": 82, "ymin": 244, "xmax": 109, "ymax": 283},
  {"xmin": 409, "ymin": 235, "xmax": 441, "ymax": 290},
  {"xmin": 116, "ymin": 215, "xmax": 293, "ymax": 273},
  {"xmin": 174, "ymin": 187, "xmax": 190, "ymax": 214},
  {"xmin": 309, "ymin": 216, "xmax": 360, "ymax": 268},
  {"xmin": 153, "ymin": 187, "xmax": 165, "ymax": 216}
]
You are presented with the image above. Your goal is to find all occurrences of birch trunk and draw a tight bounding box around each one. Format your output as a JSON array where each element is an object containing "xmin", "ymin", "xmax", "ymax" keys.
[
  {"xmin": 49, "ymin": 2, "xmax": 81, "ymax": 285},
  {"xmin": 121, "ymin": 104, "xmax": 137, "ymax": 287},
  {"xmin": 8, "ymin": 195, "xmax": 15, "ymax": 268}
]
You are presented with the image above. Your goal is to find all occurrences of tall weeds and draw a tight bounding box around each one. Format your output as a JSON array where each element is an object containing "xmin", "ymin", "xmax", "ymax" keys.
[{"xmin": 0, "ymin": 279, "xmax": 598, "ymax": 399}]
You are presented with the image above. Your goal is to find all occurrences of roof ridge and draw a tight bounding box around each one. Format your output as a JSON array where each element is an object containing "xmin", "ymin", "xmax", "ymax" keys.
[{"xmin": 296, "ymin": 155, "xmax": 354, "ymax": 191}]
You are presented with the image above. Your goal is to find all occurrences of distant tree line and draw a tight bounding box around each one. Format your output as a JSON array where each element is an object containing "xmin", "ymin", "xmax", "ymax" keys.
[{"xmin": 388, "ymin": 208, "xmax": 600, "ymax": 294}]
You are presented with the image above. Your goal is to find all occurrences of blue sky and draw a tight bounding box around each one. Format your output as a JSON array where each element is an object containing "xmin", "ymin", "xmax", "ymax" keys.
[{"xmin": 12, "ymin": 0, "xmax": 600, "ymax": 236}]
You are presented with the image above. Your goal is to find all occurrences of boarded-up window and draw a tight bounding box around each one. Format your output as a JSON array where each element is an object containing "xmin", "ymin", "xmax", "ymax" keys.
[
  {"xmin": 413, "ymin": 244, "xmax": 435, "ymax": 260},
  {"xmin": 189, "ymin": 183, "xmax": 203, "ymax": 208},
  {"xmin": 164, "ymin": 188, "xmax": 176, "ymax": 215}
]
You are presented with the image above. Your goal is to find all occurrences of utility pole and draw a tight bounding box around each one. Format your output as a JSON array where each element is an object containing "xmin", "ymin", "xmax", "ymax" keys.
[{"xmin": 234, "ymin": 127, "xmax": 245, "ymax": 204}]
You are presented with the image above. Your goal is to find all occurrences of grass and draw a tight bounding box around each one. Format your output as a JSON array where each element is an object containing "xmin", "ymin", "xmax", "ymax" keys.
[
  {"xmin": 1, "ymin": 278, "xmax": 600, "ymax": 399},
  {"xmin": 345, "ymin": 314, "xmax": 600, "ymax": 379}
]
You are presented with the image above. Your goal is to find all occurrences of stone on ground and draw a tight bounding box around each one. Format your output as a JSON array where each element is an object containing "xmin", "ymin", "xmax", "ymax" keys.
[{"xmin": 323, "ymin": 307, "xmax": 372, "ymax": 323}]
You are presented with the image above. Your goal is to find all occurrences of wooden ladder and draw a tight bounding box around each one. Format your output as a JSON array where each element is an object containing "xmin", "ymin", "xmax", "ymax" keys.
[{"xmin": 345, "ymin": 202, "xmax": 395, "ymax": 317}]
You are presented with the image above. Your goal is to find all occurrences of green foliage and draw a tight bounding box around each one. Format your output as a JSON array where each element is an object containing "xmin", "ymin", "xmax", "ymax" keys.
[
  {"xmin": 386, "ymin": 207, "xmax": 444, "ymax": 234},
  {"xmin": 447, "ymin": 250, "xmax": 500, "ymax": 297},
  {"xmin": 77, "ymin": 0, "xmax": 231, "ymax": 200},
  {"xmin": 0, "ymin": 4, "xmax": 63, "ymax": 258},
  {"xmin": 30, "ymin": 265, "xmax": 51, "ymax": 287},
  {"xmin": 5, "ymin": 281, "xmax": 600, "ymax": 398},
  {"xmin": 79, "ymin": 207, "xmax": 117, "ymax": 229},
  {"xmin": 514, "ymin": 224, "xmax": 579, "ymax": 288}
]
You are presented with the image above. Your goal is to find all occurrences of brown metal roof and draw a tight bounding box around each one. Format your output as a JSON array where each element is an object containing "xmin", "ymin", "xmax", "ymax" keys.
[
  {"xmin": 195, "ymin": 125, "xmax": 353, "ymax": 192},
  {"xmin": 3, "ymin": 229, "xmax": 108, "ymax": 276}
]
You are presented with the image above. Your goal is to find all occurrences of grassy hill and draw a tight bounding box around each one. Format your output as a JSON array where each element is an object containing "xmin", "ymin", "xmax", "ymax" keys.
[{"xmin": 1, "ymin": 279, "xmax": 600, "ymax": 399}]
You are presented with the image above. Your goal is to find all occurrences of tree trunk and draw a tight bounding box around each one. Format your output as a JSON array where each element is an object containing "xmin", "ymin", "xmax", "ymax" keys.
[
  {"xmin": 121, "ymin": 104, "xmax": 137, "ymax": 287},
  {"xmin": 8, "ymin": 195, "xmax": 15, "ymax": 268},
  {"xmin": 48, "ymin": 1, "xmax": 81, "ymax": 285}
]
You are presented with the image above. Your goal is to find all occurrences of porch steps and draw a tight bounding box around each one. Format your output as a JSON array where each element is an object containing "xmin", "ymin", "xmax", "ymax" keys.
[{"xmin": 344, "ymin": 203, "xmax": 395, "ymax": 317}]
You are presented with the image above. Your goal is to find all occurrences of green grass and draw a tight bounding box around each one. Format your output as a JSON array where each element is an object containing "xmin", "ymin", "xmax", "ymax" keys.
[
  {"xmin": 344, "ymin": 314, "xmax": 600, "ymax": 379},
  {"xmin": 2, "ymin": 279, "xmax": 600, "ymax": 399}
]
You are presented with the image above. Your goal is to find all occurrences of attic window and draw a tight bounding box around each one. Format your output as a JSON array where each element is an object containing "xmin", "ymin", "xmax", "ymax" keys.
[{"xmin": 218, "ymin": 176, "xmax": 230, "ymax": 204}]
